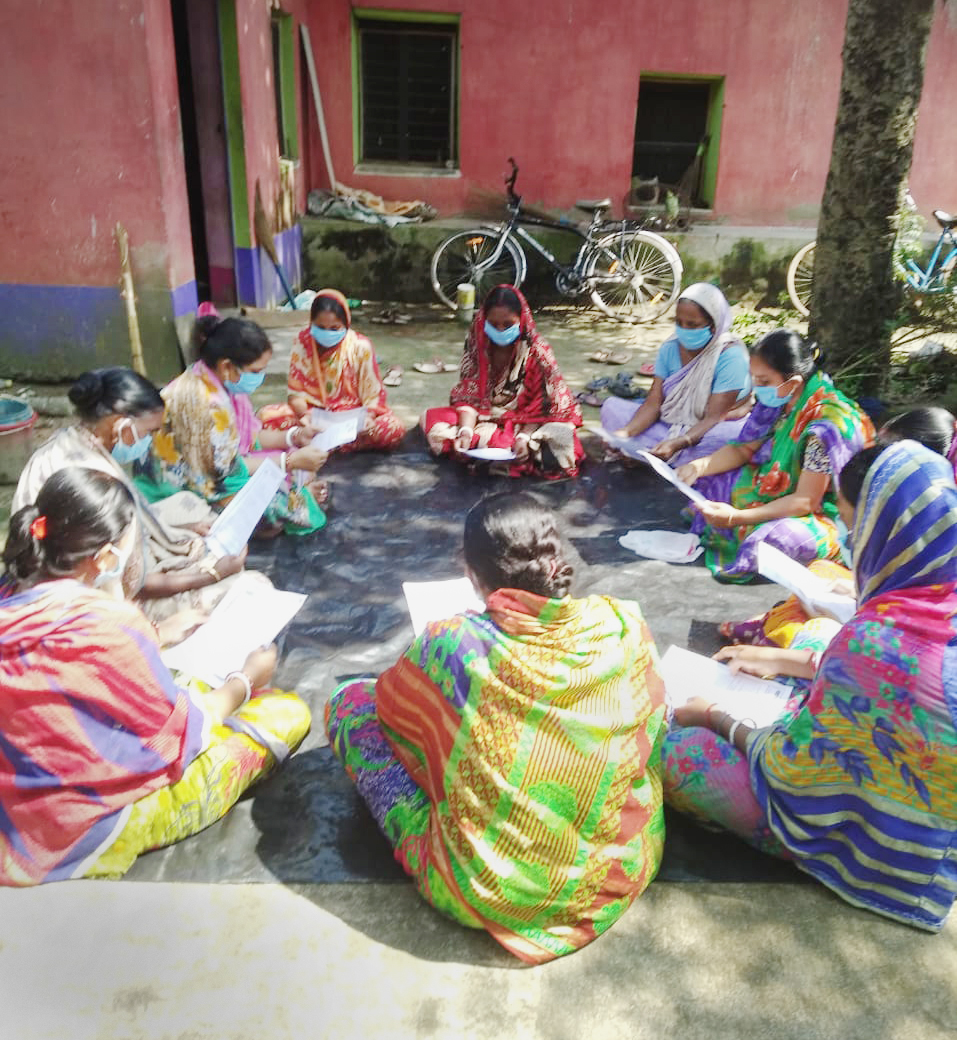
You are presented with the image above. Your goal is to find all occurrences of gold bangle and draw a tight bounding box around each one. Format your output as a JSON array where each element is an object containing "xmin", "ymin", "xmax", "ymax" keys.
[{"xmin": 199, "ymin": 559, "xmax": 221, "ymax": 583}]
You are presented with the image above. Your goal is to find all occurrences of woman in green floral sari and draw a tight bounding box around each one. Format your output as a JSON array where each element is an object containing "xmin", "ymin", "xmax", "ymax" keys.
[{"xmin": 675, "ymin": 330, "xmax": 873, "ymax": 582}]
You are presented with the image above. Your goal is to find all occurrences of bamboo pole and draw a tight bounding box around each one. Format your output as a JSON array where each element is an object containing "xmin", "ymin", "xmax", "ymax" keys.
[
  {"xmin": 115, "ymin": 222, "xmax": 146, "ymax": 376},
  {"xmin": 300, "ymin": 24, "xmax": 336, "ymax": 191}
]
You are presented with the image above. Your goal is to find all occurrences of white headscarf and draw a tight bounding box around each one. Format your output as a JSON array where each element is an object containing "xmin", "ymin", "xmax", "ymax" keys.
[{"xmin": 659, "ymin": 283, "xmax": 742, "ymax": 433}]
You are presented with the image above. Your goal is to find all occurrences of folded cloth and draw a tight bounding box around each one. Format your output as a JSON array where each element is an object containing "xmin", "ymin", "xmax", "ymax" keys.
[{"xmin": 619, "ymin": 530, "xmax": 703, "ymax": 563}]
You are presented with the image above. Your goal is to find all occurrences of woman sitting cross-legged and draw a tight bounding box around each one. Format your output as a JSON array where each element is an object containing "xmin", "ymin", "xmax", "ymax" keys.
[
  {"xmin": 676, "ymin": 329, "xmax": 873, "ymax": 582},
  {"xmin": 421, "ymin": 285, "xmax": 584, "ymax": 479},
  {"xmin": 663, "ymin": 441, "xmax": 957, "ymax": 932},
  {"xmin": 325, "ymin": 492, "xmax": 666, "ymax": 963},
  {"xmin": 137, "ymin": 316, "xmax": 328, "ymax": 536},
  {"xmin": 601, "ymin": 282, "xmax": 753, "ymax": 464},
  {"xmin": 259, "ymin": 289, "xmax": 405, "ymax": 452},
  {"xmin": 0, "ymin": 467, "xmax": 311, "ymax": 885}
]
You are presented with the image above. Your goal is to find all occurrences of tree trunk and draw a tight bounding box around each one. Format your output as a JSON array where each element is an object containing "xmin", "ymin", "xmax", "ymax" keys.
[{"xmin": 808, "ymin": 0, "xmax": 937, "ymax": 392}]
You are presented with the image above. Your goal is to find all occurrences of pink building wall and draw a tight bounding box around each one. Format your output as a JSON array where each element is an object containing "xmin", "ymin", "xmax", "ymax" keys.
[{"xmin": 302, "ymin": 0, "xmax": 957, "ymax": 225}]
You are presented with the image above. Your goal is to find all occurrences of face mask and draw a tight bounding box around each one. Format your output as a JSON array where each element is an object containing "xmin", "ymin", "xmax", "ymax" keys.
[
  {"xmin": 224, "ymin": 368, "xmax": 266, "ymax": 395},
  {"xmin": 111, "ymin": 419, "xmax": 152, "ymax": 465},
  {"xmin": 484, "ymin": 320, "xmax": 521, "ymax": 346},
  {"xmin": 674, "ymin": 325, "xmax": 712, "ymax": 350},
  {"xmin": 754, "ymin": 384, "xmax": 793, "ymax": 409},
  {"xmin": 93, "ymin": 539, "xmax": 134, "ymax": 591},
  {"xmin": 310, "ymin": 325, "xmax": 347, "ymax": 349}
]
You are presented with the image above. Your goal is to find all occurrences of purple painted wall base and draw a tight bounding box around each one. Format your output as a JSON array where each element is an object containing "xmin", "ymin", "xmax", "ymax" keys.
[
  {"xmin": 235, "ymin": 224, "xmax": 302, "ymax": 307},
  {"xmin": 0, "ymin": 282, "xmax": 185, "ymax": 382}
]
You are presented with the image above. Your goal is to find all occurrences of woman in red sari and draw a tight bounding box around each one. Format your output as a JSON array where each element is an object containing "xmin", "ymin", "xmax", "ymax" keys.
[
  {"xmin": 260, "ymin": 289, "xmax": 404, "ymax": 453},
  {"xmin": 421, "ymin": 285, "xmax": 584, "ymax": 478}
]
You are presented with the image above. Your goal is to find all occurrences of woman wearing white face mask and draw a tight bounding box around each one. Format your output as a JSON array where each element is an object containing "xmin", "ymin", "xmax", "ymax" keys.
[
  {"xmin": 421, "ymin": 285, "xmax": 584, "ymax": 478},
  {"xmin": 11, "ymin": 367, "xmax": 252, "ymax": 625},
  {"xmin": 137, "ymin": 316, "xmax": 328, "ymax": 536},
  {"xmin": 675, "ymin": 329, "xmax": 873, "ymax": 582},
  {"xmin": 600, "ymin": 282, "xmax": 753, "ymax": 464},
  {"xmin": 0, "ymin": 467, "xmax": 311, "ymax": 886}
]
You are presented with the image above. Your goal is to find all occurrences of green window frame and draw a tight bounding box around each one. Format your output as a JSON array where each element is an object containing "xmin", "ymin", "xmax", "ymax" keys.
[{"xmin": 271, "ymin": 11, "xmax": 298, "ymax": 160}]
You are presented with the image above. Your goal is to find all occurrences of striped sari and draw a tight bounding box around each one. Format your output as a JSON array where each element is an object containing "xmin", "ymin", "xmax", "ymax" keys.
[
  {"xmin": 325, "ymin": 589, "xmax": 666, "ymax": 963},
  {"xmin": 665, "ymin": 442, "xmax": 957, "ymax": 930}
]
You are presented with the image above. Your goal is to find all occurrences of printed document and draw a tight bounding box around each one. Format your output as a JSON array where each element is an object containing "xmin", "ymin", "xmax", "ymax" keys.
[
  {"xmin": 205, "ymin": 458, "xmax": 284, "ymax": 557},
  {"xmin": 660, "ymin": 645, "xmax": 793, "ymax": 728},
  {"xmin": 402, "ymin": 577, "xmax": 485, "ymax": 636}
]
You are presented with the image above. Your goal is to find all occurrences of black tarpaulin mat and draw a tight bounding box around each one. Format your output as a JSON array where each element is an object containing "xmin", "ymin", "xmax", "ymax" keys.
[{"xmin": 124, "ymin": 432, "xmax": 804, "ymax": 885}]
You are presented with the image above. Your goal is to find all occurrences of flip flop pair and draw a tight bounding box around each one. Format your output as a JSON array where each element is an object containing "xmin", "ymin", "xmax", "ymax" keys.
[
  {"xmin": 413, "ymin": 359, "xmax": 457, "ymax": 374},
  {"xmin": 589, "ymin": 349, "xmax": 632, "ymax": 365},
  {"xmin": 637, "ymin": 361, "xmax": 656, "ymax": 377},
  {"xmin": 383, "ymin": 365, "xmax": 403, "ymax": 387},
  {"xmin": 575, "ymin": 390, "xmax": 604, "ymax": 408}
]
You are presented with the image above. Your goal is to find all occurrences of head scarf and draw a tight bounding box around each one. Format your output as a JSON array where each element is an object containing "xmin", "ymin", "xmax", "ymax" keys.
[
  {"xmin": 851, "ymin": 440, "xmax": 957, "ymax": 604},
  {"xmin": 658, "ymin": 283, "xmax": 742, "ymax": 430},
  {"xmin": 450, "ymin": 285, "xmax": 581, "ymax": 425},
  {"xmin": 313, "ymin": 288, "xmax": 352, "ymax": 328}
]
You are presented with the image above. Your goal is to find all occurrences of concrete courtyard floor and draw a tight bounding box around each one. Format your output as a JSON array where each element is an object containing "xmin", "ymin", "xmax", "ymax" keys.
[{"xmin": 2, "ymin": 303, "xmax": 956, "ymax": 1040}]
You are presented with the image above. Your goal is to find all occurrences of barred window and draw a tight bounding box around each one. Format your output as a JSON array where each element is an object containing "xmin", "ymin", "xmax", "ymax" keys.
[{"xmin": 357, "ymin": 18, "xmax": 458, "ymax": 168}]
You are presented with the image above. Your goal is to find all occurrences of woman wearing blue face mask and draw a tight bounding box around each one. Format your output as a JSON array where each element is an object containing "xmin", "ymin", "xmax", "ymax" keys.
[
  {"xmin": 11, "ymin": 367, "xmax": 252, "ymax": 626},
  {"xmin": 422, "ymin": 285, "xmax": 584, "ymax": 478},
  {"xmin": 258, "ymin": 288, "xmax": 404, "ymax": 453},
  {"xmin": 600, "ymin": 283, "xmax": 753, "ymax": 463},
  {"xmin": 138, "ymin": 315, "xmax": 328, "ymax": 538},
  {"xmin": 675, "ymin": 329, "xmax": 873, "ymax": 582}
]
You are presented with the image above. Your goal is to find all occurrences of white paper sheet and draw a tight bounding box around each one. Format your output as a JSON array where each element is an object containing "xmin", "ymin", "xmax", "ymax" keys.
[
  {"xmin": 660, "ymin": 645, "xmax": 794, "ymax": 728},
  {"xmin": 756, "ymin": 543, "xmax": 856, "ymax": 624},
  {"xmin": 161, "ymin": 574, "xmax": 307, "ymax": 685},
  {"xmin": 310, "ymin": 406, "xmax": 367, "ymax": 429},
  {"xmin": 311, "ymin": 417, "xmax": 359, "ymax": 452},
  {"xmin": 205, "ymin": 458, "xmax": 284, "ymax": 557},
  {"xmin": 402, "ymin": 577, "xmax": 485, "ymax": 636},
  {"xmin": 595, "ymin": 430, "xmax": 707, "ymax": 504},
  {"xmin": 462, "ymin": 447, "xmax": 517, "ymax": 461}
]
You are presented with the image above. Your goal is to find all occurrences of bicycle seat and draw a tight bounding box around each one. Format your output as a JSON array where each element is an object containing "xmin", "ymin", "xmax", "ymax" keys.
[
  {"xmin": 933, "ymin": 209, "xmax": 957, "ymax": 229},
  {"xmin": 575, "ymin": 198, "xmax": 611, "ymax": 212}
]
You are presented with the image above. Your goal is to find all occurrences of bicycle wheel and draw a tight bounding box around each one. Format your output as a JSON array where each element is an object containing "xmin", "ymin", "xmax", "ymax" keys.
[
  {"xmin": 787, "ymin": 241, "xmax": 815, "ymax": 316},
  {"xmin": 586, "ymin": 230, "xmax": 682, "ymax": 323},
  {"xmin": 430, "ymin": 231, "xmax": 526, "ymax": 310}
]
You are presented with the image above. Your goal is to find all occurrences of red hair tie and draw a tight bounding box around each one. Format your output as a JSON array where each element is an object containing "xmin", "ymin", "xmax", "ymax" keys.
[{"xmin": 30, "ymin": 515, "xmax": 48, "ymax": 540}]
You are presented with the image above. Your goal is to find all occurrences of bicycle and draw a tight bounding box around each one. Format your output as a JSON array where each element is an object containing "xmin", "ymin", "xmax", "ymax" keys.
[
  {"xmin": 786, "ymin": 199, "xmax": 957, "ymax": 316},
  {"xmin": 430, "ymin": 159, "xmax": 683, "ymax": 323}
]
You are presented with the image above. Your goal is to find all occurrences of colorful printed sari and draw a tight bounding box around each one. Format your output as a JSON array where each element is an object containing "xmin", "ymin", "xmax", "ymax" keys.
[
  {"xmin": 137, "ymin": 361, "xmax": 324, "ymax": 535},
  {"xmin": 665, "ymin": 442, "xmax": 957, "ymax": 931},
  {"xmin": 0, "ymin": 579, "xmax": 311, "ymax": 885},
  {"xmin": 326, "ymin": 589, "xmax": 666, "ymax": 963},
  {"xmin": 690, "ymin": 371, "xmax": 873, "ymax": 579},
  {"xmin": 259, "ymin": 289, "xmax": 404, "ymax": 452},
  {"xmin": 423, "ymin": 285, "xmax": 584, "ymax": 478}
]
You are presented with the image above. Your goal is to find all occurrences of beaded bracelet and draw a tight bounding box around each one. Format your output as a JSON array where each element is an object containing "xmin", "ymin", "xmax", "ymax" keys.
[{"xmin": 225, "ymin": 670, "xmax": 252, "ymax": 705}]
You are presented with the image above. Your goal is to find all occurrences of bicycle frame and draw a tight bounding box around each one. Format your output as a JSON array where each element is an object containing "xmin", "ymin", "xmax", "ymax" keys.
[{"xmin": 902, "ymin": 227, "xmax": 957, "ymax": 292}]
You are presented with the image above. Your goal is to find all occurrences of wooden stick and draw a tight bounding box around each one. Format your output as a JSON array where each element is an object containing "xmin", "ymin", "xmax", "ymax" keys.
[
  {"xmin": 115, "ymin": 223, "xmax": 146, "ymax": 376},
  {"xmin": 300, "ymin": 24, "xmax": 336, "ymax": 192}
]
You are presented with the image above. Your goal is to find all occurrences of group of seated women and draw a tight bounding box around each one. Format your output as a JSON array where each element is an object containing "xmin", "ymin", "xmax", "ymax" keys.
[{"xmin": 1, "ymin": 279, "xmax": 955, "ymax": 965}]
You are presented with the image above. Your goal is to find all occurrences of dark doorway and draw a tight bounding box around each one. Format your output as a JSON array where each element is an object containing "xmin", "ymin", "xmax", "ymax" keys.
[
  {"xmin": 170, "ymin": 0, "xmax": 236, "ymax": 306},
  {"xmin": 171, "ymin": 0, "xmax": 211, "ymax": 302},
  {"xmin": 633, "ymin": 80, "xmax": 711, "ymax": 206}
]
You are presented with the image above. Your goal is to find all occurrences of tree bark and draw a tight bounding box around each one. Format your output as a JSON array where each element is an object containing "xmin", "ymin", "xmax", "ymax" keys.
[{"xmin": 808, "ymin": 0, "xmax": 937, "ymax": 391}]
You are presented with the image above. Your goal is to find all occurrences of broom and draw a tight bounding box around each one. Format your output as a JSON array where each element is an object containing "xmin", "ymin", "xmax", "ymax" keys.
[{"xmin": 253, "ymin": 179, "xmax": 297, "ymax": 308}]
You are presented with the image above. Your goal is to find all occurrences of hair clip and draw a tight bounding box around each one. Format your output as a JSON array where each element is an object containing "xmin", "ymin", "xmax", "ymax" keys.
[{"xmin": 30, "ymin": 515, "xmax": 48, "ymax": 540}]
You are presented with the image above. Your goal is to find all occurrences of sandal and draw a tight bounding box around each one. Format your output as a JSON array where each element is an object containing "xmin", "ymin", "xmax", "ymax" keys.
[
  {"xmin": 383, "ymin": 365, "xmax": 403, "ymax": 387},
  {"xmin": 606, "ymin": 351, "xmax": 632, "ymax": 365},
  {"xmin": 413, "ymin": 358, "xmax": 456, "ymax": 374},
  {"xmin": 585, "ymin": 375, "xmax": 613, "ymax": 392},
  {"xmin": 638, "ymin": 361, "xmax": 656, "ymax": 377},
  {"xmin": 575, "ymin": 391, "xmax": 604, "ymax": 407},
  {"xmin": 588, "ymin": 349, "xmax": 613, "ymax": 363},
  {"xmin": 608, "ymin": 373, "xmax": 646, "ymax": 400}
]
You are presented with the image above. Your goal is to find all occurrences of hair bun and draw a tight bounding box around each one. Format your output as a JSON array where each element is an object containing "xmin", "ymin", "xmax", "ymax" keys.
[{"xmin": 68, "ymin": 370, "xmax": 105, "ymax": 411}]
